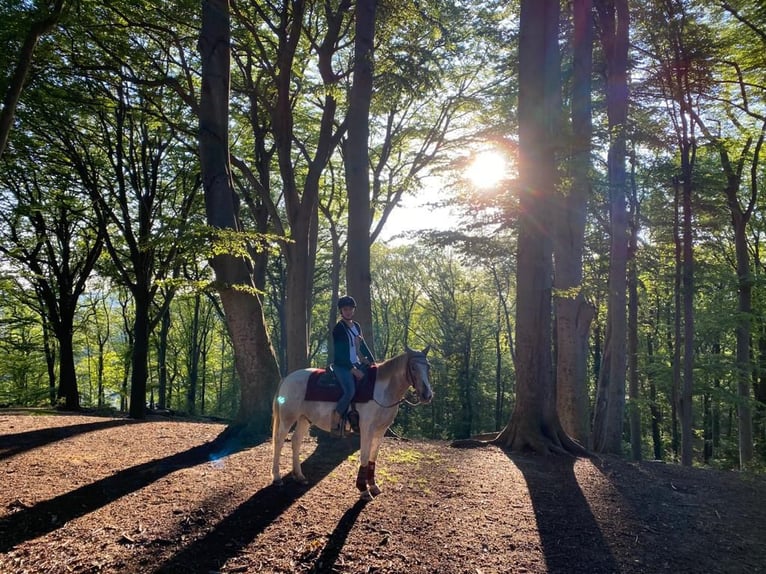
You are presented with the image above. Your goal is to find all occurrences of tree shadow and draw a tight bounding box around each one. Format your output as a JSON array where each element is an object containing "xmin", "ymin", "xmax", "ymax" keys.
[
  {"xmin": 0, "ymin": 429, "xmax": 257, "ymax": 553},
  {"xmin": 154, "ymin": 433, "xmax": 360, "ymax": 574},
  {"xmin": 0, "ymin": 418, "xmax": 136, "ymax": 460},
  {"xmin": 307, "ymin": 499, "xmax": 368, "ymax": 573},
  {"xmin": 510, "ymin": 453, "xmax": 620, "ymax": 574}
]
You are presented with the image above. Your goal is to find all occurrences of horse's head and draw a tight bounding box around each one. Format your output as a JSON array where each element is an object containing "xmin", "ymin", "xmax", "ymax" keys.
[{"xmin": 405, "ymin": 345, "xmax": 434, "ymax": 404}]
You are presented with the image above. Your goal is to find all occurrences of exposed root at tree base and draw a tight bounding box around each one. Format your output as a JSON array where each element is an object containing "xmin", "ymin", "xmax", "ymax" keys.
[{"xmin": 493, "ymin": 418, "xmax": 589, "ymax": 457}]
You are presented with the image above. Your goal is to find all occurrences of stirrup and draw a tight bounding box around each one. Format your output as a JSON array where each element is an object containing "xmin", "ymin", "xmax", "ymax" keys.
[
  {"xmin": 331, "ymin": 411, "xmax": 344, "ymax": 437},
  {"xmin": 347, "ymin": 408, "xmax": 360, "ymax": 433}
]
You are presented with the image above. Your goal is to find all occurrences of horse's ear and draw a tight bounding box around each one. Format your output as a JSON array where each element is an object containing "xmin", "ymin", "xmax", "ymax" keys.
[{"xmin": 422, "ymin": 345, "xmax": 430, "ymax": 356}]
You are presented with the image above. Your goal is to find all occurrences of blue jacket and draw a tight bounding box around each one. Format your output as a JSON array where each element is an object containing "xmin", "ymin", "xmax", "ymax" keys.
[{"xmin": 332, "ymin": 320, "xmax": 374, "ymax": 368}]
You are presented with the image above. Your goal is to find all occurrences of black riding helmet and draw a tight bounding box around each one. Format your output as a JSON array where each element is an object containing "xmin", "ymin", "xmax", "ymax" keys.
[{"xmin": 337, "ymin": 295, "xmax": 356, "ymax": 309}]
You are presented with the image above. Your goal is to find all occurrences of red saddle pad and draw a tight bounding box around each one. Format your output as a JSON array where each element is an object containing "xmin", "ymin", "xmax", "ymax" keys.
[{"xmin": 304, "ymin": 366, "xmax": 378, "ymax": 403}]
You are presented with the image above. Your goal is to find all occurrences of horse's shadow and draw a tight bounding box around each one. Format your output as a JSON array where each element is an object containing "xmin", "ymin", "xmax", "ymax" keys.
[
  {"xmin": 510, "ymin": 453, "xmax": 620, "ymax": 574},
  {"xmin": 154, "ymin": 433, "xmax": 360, "ymax": 573}
]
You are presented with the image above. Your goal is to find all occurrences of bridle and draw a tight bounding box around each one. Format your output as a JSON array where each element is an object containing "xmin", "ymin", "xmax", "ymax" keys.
[{"xmin": 373, "ymin": 353, "xmax": 430, "ymax": 409}]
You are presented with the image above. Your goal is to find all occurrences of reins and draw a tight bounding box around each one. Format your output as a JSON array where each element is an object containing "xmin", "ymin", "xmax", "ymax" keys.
[
  {"xmin": 372, "ymin": 354, "xmax": 427, "ymax": 409},
  {"xmin": 372, "ymin": 392, "xmax": 422, "ymax": 409}
]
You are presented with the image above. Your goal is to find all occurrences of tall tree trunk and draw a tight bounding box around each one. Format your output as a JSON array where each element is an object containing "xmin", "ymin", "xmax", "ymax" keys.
[
  {"xmin": 157, "ymin": 307, "xmax": 170, "ymax": 409},
  {"xmin": 703, "ymin": 392, "xmax": 712, "ymax": 464},
  {"xmin": 129, "ymin": 293, "xmax": 150, "ymax": 418},
  {"xmin": 671, "ymin": 180, "xmax": 681, "ymax": 459},
  {"xmin": 680, "ymin": 140, "xmax": 695, "ymax": 466},
  {"xmin": 495, "ymin": 0, "xmax": 584, "ymax": 455},
  {"xmin": 97, "ymin": 338, "xmax": 106, "ymax": 408},
  {"xmin": 41, "ymin": 313, "xmax": 57, "ymax": 406},
  {"xmin": 627, "ymin": 155, "xmax": 641, "ymax": 461},
  {"xmin": 187, "ymin": 293, "xmax": 201, "ymax": 415},
  {"xmin": 56, "ymin": 318, "xmax": 80, "ymax": 410},
  {"xmin": 592, "ymin": 0, "xmax": 629, "ymax": 455},
  {"xmin": 728, "ymin": 170, "xmax": 756, "ymax": 468},
  {"xmin": 647, "ymin": 334, "xmax": 663, "ymax": 460},
  {"xmin": 757, "ymin": 328, "xmax": 766, "ymax": 458},
  {"xmin": 284, "ymin": 233, "xmax": 312, "ymax": 372},
  {"xmin": 692, "ymin": 113, "xmax": 765, "ymax": 467},
  {"xmin": 199, "ymin": 0, "xmax": 281, "ymax": 436},
  {"xmin": 345, "ymin": 0, "xmax": 377, "ymax": 354},
  {"xmin": 554, "ymin": 0, "xmax": 594, "ymax": 446},
  {"xmin": 268, "ymin": 0, "xmax": 346, "ymax": 373}
]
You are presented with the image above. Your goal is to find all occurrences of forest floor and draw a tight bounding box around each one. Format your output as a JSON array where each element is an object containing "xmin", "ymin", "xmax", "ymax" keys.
[{"xmin": 1, "ymin": 411, "xmax": 765, "ymax": 574}]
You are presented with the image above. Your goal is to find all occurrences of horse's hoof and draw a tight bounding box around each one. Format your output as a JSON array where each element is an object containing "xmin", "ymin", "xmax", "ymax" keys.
[
  {"xmin": 360, "ymin": 490, "xmax": 374, "ymax": 502},
  {"xmin": 294, "ymin": 475, "xmax": 309, "ymax": 485},
  {"xmin": 369, "ymin": 484, "xmax": 382, "ymax": 497},
  {"xmin": 272, "ymin": 478, "xmax": 284, "ymax": 487}
]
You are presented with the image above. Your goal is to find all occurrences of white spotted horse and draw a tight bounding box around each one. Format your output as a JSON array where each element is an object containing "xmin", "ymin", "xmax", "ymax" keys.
[{"xmin": 271, "ymin": 346, "xmax": 433, "ymax": 501}]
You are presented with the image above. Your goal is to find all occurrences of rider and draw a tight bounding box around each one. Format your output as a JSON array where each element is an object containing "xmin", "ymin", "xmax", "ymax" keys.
[{"xmin": 331, "ymin": 295, "xmax": 374, "ymax": 437}]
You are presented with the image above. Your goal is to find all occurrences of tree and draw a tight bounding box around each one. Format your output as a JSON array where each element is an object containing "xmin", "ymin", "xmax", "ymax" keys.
[
  {"xmin": 230, "ymin": 0, "xmax": 353, "ymax": 373},
  {"xmin": 554, "ymin": 0, "xmax": 595, "ymax": 446},
  {"xmin": 344, "ymin": 0, "xmax": 377, "ymax": 353},
  {"xmin": 592, "ymin": 0, "xmax": 630, "ymax": 455},
  {"xmin": 0, "ymin": 0, "xmax": 66, "ymax": 158},
  {"xmin": 495, "ymin": 0, "xmax": 584, "ymax": 455},
  {"xmin": 0, "ymin": 131, "xmax": 104, "ymax": 409},
  {"xmin": 199, "ymin": 0, "xmax": 281, "ymax": 436}
]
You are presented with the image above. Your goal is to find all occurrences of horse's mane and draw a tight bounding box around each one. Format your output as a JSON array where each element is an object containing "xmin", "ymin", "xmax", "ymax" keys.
[
  {"xmin": 376, "ymin": 349, "xmax": 427, "ymax": 377},
  {"xmin": 376, "ymin": 350, "xmax": 410, "ymax": 375}
]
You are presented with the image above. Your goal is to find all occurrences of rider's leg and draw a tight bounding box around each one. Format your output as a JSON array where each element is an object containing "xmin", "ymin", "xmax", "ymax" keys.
[{"xmin": 333, "ymin": 365, "xmax": 355, "ymax": 436}]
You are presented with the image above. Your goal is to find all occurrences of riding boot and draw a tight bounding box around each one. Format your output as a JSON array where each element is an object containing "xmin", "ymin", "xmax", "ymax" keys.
[
  {"xmin": 331, "ymin": 410, "xmax": 343, "ymax": 437},
  {"xmin": 347, "ymin": 407, "xmax": 360, "ymax": 433}
]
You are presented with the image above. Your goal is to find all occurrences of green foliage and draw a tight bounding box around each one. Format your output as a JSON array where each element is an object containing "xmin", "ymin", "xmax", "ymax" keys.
[
  {"xmin": 0, "ymin": 286, "xmax": 50, "ymax": 406},
  {"xmin": 0, "ymin": 0, "xmax": 765, "ymax": 472}
]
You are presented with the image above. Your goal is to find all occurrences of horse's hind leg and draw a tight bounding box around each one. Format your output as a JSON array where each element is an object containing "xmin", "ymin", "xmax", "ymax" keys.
[
  {"xmin": 290, "ymin": 417, "xmax": 310, "ymax": 485},
  {"xmin": 272, "ymin": 407, "xmax": 296, "ymax": 486}
]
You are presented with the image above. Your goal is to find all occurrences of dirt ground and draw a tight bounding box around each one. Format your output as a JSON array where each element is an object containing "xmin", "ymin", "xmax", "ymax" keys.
[{"xmin": 1, "ymin": 412, "xmax": 765, "ymax": 574}]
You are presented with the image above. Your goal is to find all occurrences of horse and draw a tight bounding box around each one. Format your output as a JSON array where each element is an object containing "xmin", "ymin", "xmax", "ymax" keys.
[{"xmin": 271, "ymin": 345, "xmax": 433, "ymax": 501}]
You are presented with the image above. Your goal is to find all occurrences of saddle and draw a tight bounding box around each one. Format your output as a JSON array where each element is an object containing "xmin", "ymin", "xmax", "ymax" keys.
[{"xmin": 304, "ymin": 365, "xmax": 378, "ymax": 403}]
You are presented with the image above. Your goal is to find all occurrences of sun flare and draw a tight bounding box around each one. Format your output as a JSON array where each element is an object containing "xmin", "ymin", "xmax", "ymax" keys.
[{"xmin": 465, "ymin": 150, "xmax": 507, "ymax": 189}]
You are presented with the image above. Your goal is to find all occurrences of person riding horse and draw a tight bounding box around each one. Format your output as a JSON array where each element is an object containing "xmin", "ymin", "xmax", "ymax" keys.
[
  {"xmin": 272, "ymin": 344, "xmax": 433, "ymax": 499},
  {"xmin": 332, "ymin": 295, "xmax": 375, "ymax": 437}
]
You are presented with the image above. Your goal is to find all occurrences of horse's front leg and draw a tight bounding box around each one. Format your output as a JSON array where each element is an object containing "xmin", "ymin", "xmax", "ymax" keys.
[
  {"xmin": 356, "ymin": 432, "xmax": 374, "ymax": 501},
  {"xmin": 365, "ymin": 461, "xmax": 380, "ymax": 497},
  {"xmin": 366, "ymin": 433, "xmax": 384, "ymax": 497}
]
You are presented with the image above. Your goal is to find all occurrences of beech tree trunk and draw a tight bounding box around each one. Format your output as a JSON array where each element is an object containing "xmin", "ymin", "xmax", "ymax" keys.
[
  {"xmin": 719, "ymin": 131, "xmax": 761, "ymax": 468},
  {"xmin": 345, "ymin": 0, "xmax": 377, "ymax": 353},
  {"xmin": 592, "ymin": 0, "xmax": 629, "ymax": 455},
  {"xmin": 554, "ymin": 0, "xmax": 594, "ymax": 446},
  {"xmin": 55, "ymin": 317, "xmax": 79, "ymax": 410},
  {"xmin": 628, "ymin": 159, "xmax": 641, "ymax": 461},
  {"xmin": 199, "ymin": 0, "xmax": 281, "ymax": 435},
  {"xmin": 495, "ymin": 0, "xmax": 584, "ymax": 456}
]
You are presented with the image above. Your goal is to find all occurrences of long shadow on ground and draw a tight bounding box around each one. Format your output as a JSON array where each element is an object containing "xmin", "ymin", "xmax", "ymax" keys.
[
  {"xmin": 593, "ymin": 457, "xmax": 766, "ymax": 573},
  {"xmin": 0, "ymin": 418, "xmax": 136, "ymax": 460},
  {"xmin": 306, "ymin": 499, "xmax": 368, "ymax": 573},
  {"xmin": 154, "ymin": 434, "xmax": 360, "ymax": 574},
  {"xmin": 0, "ymin": 431, "xmax": 254, "ymax": 553},
  {"xmin": 512, "ymin": 454, "xmax": 620, "ymax": 574}
]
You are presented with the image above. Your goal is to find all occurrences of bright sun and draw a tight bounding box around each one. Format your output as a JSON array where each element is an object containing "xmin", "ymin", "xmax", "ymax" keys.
[{"xmin": 465, "ymin": 150, "xmax": 507, "ymax": 189}]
